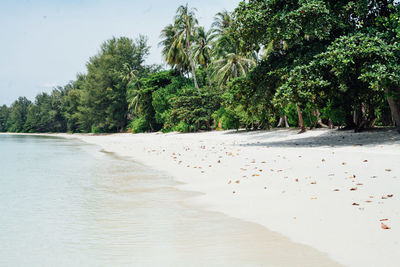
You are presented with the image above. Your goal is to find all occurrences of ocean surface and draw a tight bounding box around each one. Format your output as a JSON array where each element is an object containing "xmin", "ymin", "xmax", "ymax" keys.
[{"xmin": 0, "ymin": 134, "xmax": 338, "ymax": 267}]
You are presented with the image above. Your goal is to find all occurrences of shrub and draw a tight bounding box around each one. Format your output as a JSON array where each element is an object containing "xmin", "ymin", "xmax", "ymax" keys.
[{"xmin": 128, "ymin": 116, "xmax": 148, "ymax": 133}]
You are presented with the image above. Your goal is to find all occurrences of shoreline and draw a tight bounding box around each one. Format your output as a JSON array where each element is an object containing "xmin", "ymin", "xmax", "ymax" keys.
[{"xmin": 3, "ymin": 129, "xmax": 400, "ymax": 266}]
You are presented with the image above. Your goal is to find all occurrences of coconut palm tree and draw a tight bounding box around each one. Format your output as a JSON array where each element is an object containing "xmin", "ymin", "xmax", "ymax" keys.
[
  {"xmin": 212, "ymin": 53, "xmax": 256, "ymax": 86},
  {"xmin": 174, "ymin": 4, "xmax": 200, "ymax": 92},
  {"xmin": 120, "ymin": 63, "xmax": 138, "ymax": 83},
  {"xmin": 126, "ymin": 77, "xmax": 142, "ymax": 115},
  {"xmin": 212, "ymin": 10, "xmax": 233, "ymax": 36},
  {"xmin": 210, "ymin": 10, "xmax": 256, "ymax": 86},
  {"xmin": 159, "ymin": 5, "xmax": 200, "ymax": 92},
  {"xmin": 159, "ymin": 24, "xmax": 189, "ymax": 75},
  {"xmin": 193, "ymin": 26, "xmax": 214, "ymax": 86}
]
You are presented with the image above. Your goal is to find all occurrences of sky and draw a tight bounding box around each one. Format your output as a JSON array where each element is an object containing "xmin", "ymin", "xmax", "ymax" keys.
[{"xmin": 0, "ymin": 0, "xmax": 241, "ymax": 106}]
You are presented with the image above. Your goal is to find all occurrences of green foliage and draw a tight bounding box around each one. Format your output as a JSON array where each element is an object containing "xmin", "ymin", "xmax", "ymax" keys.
[
  {"xmin": 0, "ymin": 105, "xmax": 9, "ymax": 132},
  {"xmin": 319, "ymin": 101, "xmax": 346, "ymax": 126},
  {"xmin": 127, "ymin": 70, "xmax": 182, "ymax": 132},
  {"xmin": 24, "ymin": 89, "xmax": 68, "ymax": 133},
  {"xmin": 7, "ymin": 97, "xmax": 31, "ymax": 132},
  {"xmin": 169, "ymin": 86, "xmax": 221, "ymax": 132},
  {"xmin": 172, "ymin": 121, "xmax": 191, "ymax": 133},
  {"xmin": 152, "ymin": 72, "xmax": 191, "ymax": 129},
  {"xmin": 78, "ymin": 36, "xmax": 150, "ymax": 133},
  {"xmin": 128, "ymin": 116, "xmax": 148, "ymax": 133},
  {"xmin": 91, "ymin": 125, "xmax": 102, "ymax": 134},
  {"xmin": 213, "ymin": 107, "xmax": 240, "ymax": 130},
  {"xmin": 231, "ymin": 0, "xmax": 400, "ymax": 131}
]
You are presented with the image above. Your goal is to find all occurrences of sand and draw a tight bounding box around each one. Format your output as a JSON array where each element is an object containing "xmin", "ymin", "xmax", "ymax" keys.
[{"xmin": 23, "ymin": 129, "xmax": 400, "ymax": 266}]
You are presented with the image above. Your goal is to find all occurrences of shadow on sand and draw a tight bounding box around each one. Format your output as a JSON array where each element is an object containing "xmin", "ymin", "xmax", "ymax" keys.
[{"xmin": 222, "ymin": 128, "xmax": 400, "ymax": 148}]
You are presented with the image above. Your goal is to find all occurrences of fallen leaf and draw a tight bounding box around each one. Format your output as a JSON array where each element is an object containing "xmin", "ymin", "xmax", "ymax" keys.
[
  {"xmin": 342, "ymin": 162, "xmax": 347, "ymax": 165},
  {"xmin": 363, "ymin": 160, "xmax": 368, "ymax": 162},
  {"xmin": 322, "ymin": 159, "xmax": 326, "ymax": 162},
  {"xmin": 352, "ymin": 203, "xmax": 360, "ymax": 206},
  {"xmin": 356, "ymin": 183, "xmax": 363, "ymax": 186},
  {"xmin": 235, "ymin": 180, "xmax": 240, "ymax": 184},
  {"xmin": 385, "ymin": 169, "xmax": 392, "ymax": 172},
  {"xmin": 296, "ymin": 179, "xmax": 299, "ymax": 182},
  {"xmin": 333, "ymin": 189, "xmax": 340, "ymax": 191},
  {"xmin": 311, "ymin": 181, "xmax": 317, "ymax": 185},
  {"xmin": 232, "ymin": 191, "xmax": 236, "ymax": 194},
  {"xmin": 380, "ymin": 219, "xmax": 389, "ymax": 222},
  {"xmin": 387, "ymin": 194, "xmax": 394, "ymax": 198},
  {"xmin": 382, "ymin": 196, "xmax": 388, "ymax": 199},
  {"xmin": 228, "ymin": 180, "xmax": 232, "ymax": 184},
  {"xmin": 381, "ymin": 223, "xmax": 391, "ymax": 230},
  {"xmin": 350, "ymin": 187, "xmax": 358, "ymax": 191}
]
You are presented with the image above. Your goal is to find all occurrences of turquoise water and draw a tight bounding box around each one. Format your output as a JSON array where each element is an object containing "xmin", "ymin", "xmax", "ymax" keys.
[{"xmin": 0, "ymin": 134, "xmax": 339, "ymax": 267}]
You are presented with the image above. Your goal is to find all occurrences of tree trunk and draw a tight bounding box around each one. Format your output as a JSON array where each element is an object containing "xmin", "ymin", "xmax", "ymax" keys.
[
  {"xmin": 313, "ymin": 109, "xmax": 328, "ymax": 128},
  {"xmin": 206, "ymin": 120, "xmax": 210, "ymax": 130},
  {"xmin": 386, "ymin": 88, "xmax": 400, "ymax": 133},
  {"xmin": 284, "ymin": 115, "xmax": 289, "ymax": 127},
  {"xmin": 328, "ymin": 119, "xmax": 334, "ymax": 129},
  {"xmin": 186, "ymin": 41, "xmax": 200, "ymax": 93},
  {"xmin": 296, "ymin": 103, "xmax": 306, "ymax": 133},
  {"xmin": 206, "ymin": 67, "xmax": 212, "ymax": 87},
  {"xmin": 354, "ymin": 104, "xmax": 372, "ymax": 132},
  {"xmin": 234, "ymin": 63, "xmax": 238, "ymax": 79},
  {"xmin": 277, "ymin": 115, "xmax": 289, "ymax": 128},
  {"xmin": 277, "ymin": 117, "xmax": 284, "ymax": 127}
]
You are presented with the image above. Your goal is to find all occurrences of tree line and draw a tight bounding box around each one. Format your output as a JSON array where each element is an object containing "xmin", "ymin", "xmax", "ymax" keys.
[{"xmin": 1, "ymin": 1, "xmax": 399, "ymax": 134}]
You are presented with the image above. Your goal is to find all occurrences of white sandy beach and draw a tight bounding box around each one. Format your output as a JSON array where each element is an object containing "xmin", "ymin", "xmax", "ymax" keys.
[{"xmin": 44, "ymin": 129, "xmax": 400, "ymax": 266}]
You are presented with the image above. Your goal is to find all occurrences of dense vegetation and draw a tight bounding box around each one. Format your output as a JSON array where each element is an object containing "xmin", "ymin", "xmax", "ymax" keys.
[{"xmin": 1, "ymin": 1, "xmax": 399, "ymax": 134}]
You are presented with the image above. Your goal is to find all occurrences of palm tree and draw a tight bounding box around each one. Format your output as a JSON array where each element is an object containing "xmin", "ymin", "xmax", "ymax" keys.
[
  {"xmin": 212, "ymin": 53, "xmax": 256, "ymax": 86},
  {"xmin": 159, "ymin": 24, "xmax": 189, "ymax": 75},
  {"xmin": 127, "ymin": 78, "xmax": 142, "ymax": 116},
  {"xmin": 120, "ymin": 63, "xmax": 137, "ymax": 83},
  {"xmin": 212, "ymin": 10, "xmax": 233, "ymax": 36},
  {"xmin": 210, "ymin": 10, "xmax": 256, "ymax": 86},
  {"xmin": 159, "ymin": 5, "xmax": 200, "ymax": 92},
  {"xmin": 193, "ymin": 26, "xmax": 214, "ymax": 86},
  {"xmin": 174, "ymin": 4, "xmax": 200, "ymax": 92}
]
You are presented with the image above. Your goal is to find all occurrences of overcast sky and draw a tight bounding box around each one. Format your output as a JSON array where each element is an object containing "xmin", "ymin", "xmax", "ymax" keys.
[{"xmin": 0, "ymin": 0, "xmax": 241, "ymax": 106}]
